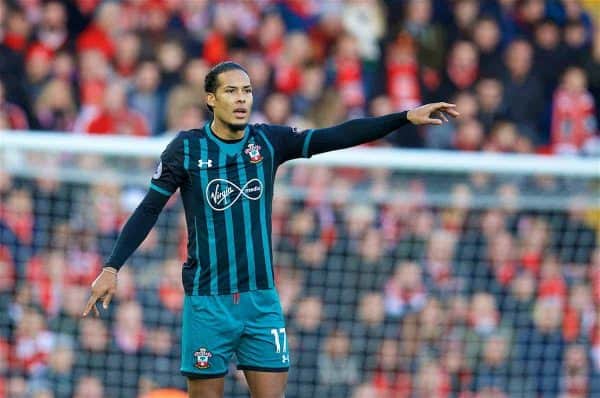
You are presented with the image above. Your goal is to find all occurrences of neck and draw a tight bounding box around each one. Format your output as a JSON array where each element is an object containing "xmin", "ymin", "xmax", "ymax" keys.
[{"xmin": 211, "ymin": 118, "xmax": 246, "ymax": 141}]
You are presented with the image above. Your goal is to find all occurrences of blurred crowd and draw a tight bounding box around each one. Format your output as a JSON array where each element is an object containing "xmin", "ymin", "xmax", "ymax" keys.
[
  {"xmin": 1, "ymin": 160, "xmax": 599, "ymax": 397},
  {"xmin": 0, "ymin": 0, "xmax": 599, "ymax": 154}
]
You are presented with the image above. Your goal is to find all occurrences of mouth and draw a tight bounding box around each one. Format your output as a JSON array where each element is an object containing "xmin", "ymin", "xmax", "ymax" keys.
[{"xmin": 233, "ymin": 108, "xmax": 248, "ymax": 119}]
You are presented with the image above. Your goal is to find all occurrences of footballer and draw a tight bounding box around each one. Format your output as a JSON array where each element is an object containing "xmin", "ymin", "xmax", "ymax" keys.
[{"xmin": 83, "ymin": 61, "xmax": 459, "ymax": 398}]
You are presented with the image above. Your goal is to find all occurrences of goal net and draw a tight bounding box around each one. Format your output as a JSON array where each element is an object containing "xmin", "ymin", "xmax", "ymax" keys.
[{"xmin": 1, "ymin": 133, "xmax": 599, "ymax": 398}]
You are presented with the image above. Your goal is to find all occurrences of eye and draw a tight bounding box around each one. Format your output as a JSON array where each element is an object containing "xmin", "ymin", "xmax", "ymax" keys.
[
  {"xmin": 225, "ymin": 88, "xmax": 235, "ymax": 93},
  {"xmin": 245, "ymin": 89, "xmax": 253, "ymax": 94}
]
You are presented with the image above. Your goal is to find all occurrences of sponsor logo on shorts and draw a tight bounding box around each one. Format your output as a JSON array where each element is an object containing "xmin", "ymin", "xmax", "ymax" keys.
[{"xmin": 193, "ymin": 348, "xmax": 212, "ymax": 369}]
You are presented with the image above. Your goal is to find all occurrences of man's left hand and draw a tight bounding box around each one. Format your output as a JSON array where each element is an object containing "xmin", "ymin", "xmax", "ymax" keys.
[{"xmin": 407, "ymin": 102, "xmax": 460, "ymax": 126}]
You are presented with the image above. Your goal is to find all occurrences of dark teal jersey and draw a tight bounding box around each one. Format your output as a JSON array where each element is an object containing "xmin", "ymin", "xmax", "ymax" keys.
[
  {"xmin": 105, "ymin": 112, "xmax": 409, "ymax": 294},
  {"xmin": 150, "ymin": 122, "xmax": 313, "ymax": 296}
]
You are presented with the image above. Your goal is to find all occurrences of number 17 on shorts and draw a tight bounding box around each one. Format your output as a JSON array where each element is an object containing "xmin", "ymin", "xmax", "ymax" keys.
[{"xmin": 270, "ymin": 328, "xmax": 289, "ymax": 365}]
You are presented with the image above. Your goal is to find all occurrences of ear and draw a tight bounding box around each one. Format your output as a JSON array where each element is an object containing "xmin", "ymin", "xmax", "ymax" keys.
[{"xmin": 206, "ymin": 92, "xmax": 216, "ymax": 109}]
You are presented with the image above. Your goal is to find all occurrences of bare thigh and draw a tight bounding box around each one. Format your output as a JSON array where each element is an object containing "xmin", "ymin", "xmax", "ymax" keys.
[
  {"xmin": 187, "ymin": 377, "xmax": 225, "ymax": 398},
  {"xmin": 244, "ymin": 370, "xmax": 288, "ymax": 398}
]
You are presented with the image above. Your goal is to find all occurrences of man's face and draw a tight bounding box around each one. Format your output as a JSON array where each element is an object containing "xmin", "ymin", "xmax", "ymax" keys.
[{"xmin": 207, "ymin": 69, "xmax": 253, "ymax": 131}]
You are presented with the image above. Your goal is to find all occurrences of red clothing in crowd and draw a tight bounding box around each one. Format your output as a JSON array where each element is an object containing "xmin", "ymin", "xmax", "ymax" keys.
[
  {"xmin": 13, "ymin": 328, "xmax": 54, "ymax": 376},
  {"xmin": 372, "ymin": 371, "xmax": 412, "ymax": 397},
  {"xmin": 592, "ymin": 267, "xmax": 600, "ymax": 304},
  {"xmin": 26, "ymin": 256, "xmax": 66, "ymax": 316},
  {"xmin": 537, "ymin": 275, "xmax": 567, "ymax": 304},
  {"xmin": 336, "ymin": 57, "xmax": 365, "ymax": 109},
  {"xmin": 76, "ymin": 23, "xmax": 115, "ymax": 60},
  {"xmin": 85, "ymin": 109, "xmax": 150, "ymax": 136},
  {"xmin": 0, "ymin": 102, "xmax": 29, "ymax": 130},
  {"xmin": 202, "ymin": 31, "xmax": 229, "ymax": 66},
  {"xmin": 0, "ymin": 247, "xmax": 15, "ymax": 293},
  {"xmin": 551, "ymin": 89, "xmax": 597, "ymax": 154},
  {"xmin": 0, "ymin": 204, "xmax": 33, "ymax": 245},
  {"xmin": 274, "ymin": 62, "xmax": 302, "ymax": 94},
  {"xmin": 386, "ymin": 37, "xmax": 421, "ymax": 111}
]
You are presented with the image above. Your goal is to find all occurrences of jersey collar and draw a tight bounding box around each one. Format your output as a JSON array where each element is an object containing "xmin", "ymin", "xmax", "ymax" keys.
[{"xmin": 203, "ymin": 122, "xmax": 251, "ymax": 157}]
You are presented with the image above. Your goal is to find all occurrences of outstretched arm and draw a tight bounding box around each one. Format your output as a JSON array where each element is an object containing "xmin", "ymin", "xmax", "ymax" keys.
[
  {"xmin": 82, "ymin": 189, "xmax": 170, "ymax": 317},
  {"xmin": 307, "ymin": 102, "xmax": 459, "ymax": 156}
]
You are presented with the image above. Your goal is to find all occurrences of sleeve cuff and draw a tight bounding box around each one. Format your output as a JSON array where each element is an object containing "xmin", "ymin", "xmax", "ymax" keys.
[
  {"xmin": 302, "ymin": 129, "xmax": 315, "ymax": 158},
  {"xmin": 150, "ymin": 183, "xmax": 173, "ymax": 197}
]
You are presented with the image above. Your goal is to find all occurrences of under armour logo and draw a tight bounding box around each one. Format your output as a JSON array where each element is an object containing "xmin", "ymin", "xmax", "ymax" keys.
[
  {"xmin": 198, "ymin": 159, "xmax": 213, "ymax": 168},
  {"xmin": 281, "ymin": 354, "xmax": 289, "ymax": 364}
]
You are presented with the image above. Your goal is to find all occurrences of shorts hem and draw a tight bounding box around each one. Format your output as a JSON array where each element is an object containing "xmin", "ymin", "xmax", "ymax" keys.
[
  {"xmin": 237, "ymin": 365, "xmax": 289, "ymax": 372},
  {"xmin": 181, "ymin": 370, "xmax": 228, "ymax": 379}
]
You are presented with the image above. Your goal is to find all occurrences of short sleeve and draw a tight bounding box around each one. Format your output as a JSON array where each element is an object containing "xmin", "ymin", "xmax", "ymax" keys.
[
  {"xmin": 150, "ymin": 133, "xmax": 188, "ymax": 196},
  {"xmin": 259, "ymin": 124, "xmax": 314, "ymax": 165}
]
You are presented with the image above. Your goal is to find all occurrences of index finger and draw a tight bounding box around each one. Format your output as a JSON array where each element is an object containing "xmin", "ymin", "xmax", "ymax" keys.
[
  {"xmin": 437, "ymin": 102, "xmax": 456, "ymax": 108},
  {"xmin": 82, "ymin": 294, "xmax": 99, "ymax": 317}
]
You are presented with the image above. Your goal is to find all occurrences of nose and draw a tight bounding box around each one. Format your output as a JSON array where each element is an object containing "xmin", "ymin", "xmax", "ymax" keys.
[{"xmin": 236, "ymin": 93, "xmax": 246, "ymax": 103}]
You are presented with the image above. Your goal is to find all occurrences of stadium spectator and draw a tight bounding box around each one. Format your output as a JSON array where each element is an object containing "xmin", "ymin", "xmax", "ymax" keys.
[
  {"xmin": 533, "ymin": 19, "xmax": 568, "ymax": 99},
  {"xmin": 45, "ymin": 335, "xmax": 75, "ymax": 398},
  {"xmin": 454, "ymin": 118, "xmax": 485, "ymax": 151},
  {"xmin": 476, "ymin": 77, "xmax": 506, "ymax": 134},
  {"xmin": 25, "ymin": 43, "xmax": 53, "ymax": 108},
  {"xmin": 128, "ymin": 60, "xmax": 166, "ymax": 135},
  {"xmin": 513, "ymin": 298, "xmax": 566, "ymax": 397},
  {"xmin": 472, "ymin": 333, "xmax": 512, "ymax": 394},
  {"xmin": 586, "ymin": 28, "xmax": 600, "ymax": 128},
  {"xmin": 329, "ymin": 33, "xmax": 366, "ymax": 112},
  {"xmin": 1, "ymin": 189, "xmax": 34, "ymax": 248},
  {"xmin": 423, "ymin": 230, "xmax": 460, "ymax": 296},
  {"xmin": 76, "ymin": 2, "xmax": 120, "ymax": 61},
  {"xmin": 74, "ymin": 318, "xmax": 110, "ymax": 381},
  {"xmin": 34, "ymin": 79, "xmax": 77, "ymax": 131},
  {"xmin": 317, "ymin": 329, "xmax": 359, "ymax": 396},
  {"xmin": 402, "ymin": 0, "xmax": 445, "ymax": 73},
  {"xmin": 350, "ymin": 292, "xmax": 395, "ymax": 379},
  {"xmin": 48, "ymin": 284, "xmax": 87, "ymax": 338},
  {"xmin": 414, "ymin": 360, "xmax": 451, "ymax": 398},
  {"xmin": 472, "ymin": 16, "xmax": 505, "ymax": 78},
  {"xmin": 394, "ymin": 208, "xmax": 433, "ymax": 260},
  {"xmin": 383, "ymin": 261, "xmax": 427, "ymax": 318},
  {"xmin": 502, "ymin": 39, "xmax": 544, "ymax": 141},
  {"xmin": 435, "ymin": 40, "xmax": 480, "ymax": 102},
  {"xmin": 140, "ymin": 259, "xmax": 183, "ymax": 329},
  {"xmin": 83, "ymin": 82, "xmax": 150, "ymax": 136},
  {"xmin": 36, "ymin": 1, "xmax": 69, "ymax": 52},
  {"xmin": 72, "ymin": 375, "xmax": 104, "ymax": 398},
  {"xmin": 551, "ymin": 66, "xmax": 598, "ymax": 154},
  {"xmin": 564, "ymin": 20, "xmax": 591, "ymax": 67},
  {"xmin": 371, "ymin": 338, "xmax": 412, "ymax": 397},
  {"xmin": 0, "ymin": 80, "xmax": 28, "ymax": 129},
  {"xmin": 26, "ymin": 250, "xmax": 69, "ymax": 316},
  {"xmin": 559, "ymin": 344, "xmax": 589, "ymax": 398},
  {"xmin": 502, "ymin": 271, "xmax": 536, "ymax": 326},
  {"xmin": 165, "ymin": 59, "xmax": 208, "ymax": 132},
  {"xmin": 139, "ymin": 327, "xmax": 182, "ymax": 391},
  {"xmin": 12, "ymin": 307, "xmax": 54, "ymax": 377},
  {"xmin": 3, "ymin": 5, "xmax": 31, "ymax": 54},
  {"xmin": 74, "ymin": 49, "xmax": 110, "ymax": 113},
  {"xmin": 288, "ymin": 296, "xmax": 326, "ymax": 397}
]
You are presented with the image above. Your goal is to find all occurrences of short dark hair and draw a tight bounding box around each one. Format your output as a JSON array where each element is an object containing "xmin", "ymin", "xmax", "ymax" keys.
[{"xmin": 204, "ymin": 61, "xmax": 249, "ymax": 112}]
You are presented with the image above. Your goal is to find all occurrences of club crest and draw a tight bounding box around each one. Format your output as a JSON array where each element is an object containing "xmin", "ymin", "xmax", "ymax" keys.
[
  {"xmin": 193, "ymin": 348, "xmax": 212, "ymax": 369},
  {"xmin": 244, "ymin": 143, "xmax": 263, "ymax": 163}
]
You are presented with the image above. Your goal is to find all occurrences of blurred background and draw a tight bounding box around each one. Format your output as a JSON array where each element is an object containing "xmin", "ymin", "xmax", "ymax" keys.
[{"xmin": 0, "ymin": 0, "xmax": 599, "ymax": 397}]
